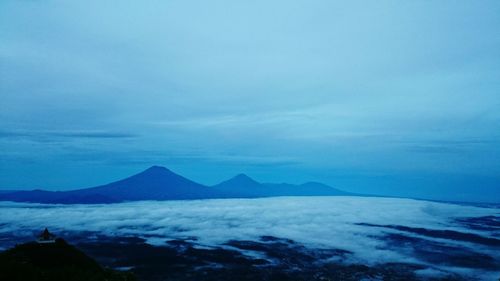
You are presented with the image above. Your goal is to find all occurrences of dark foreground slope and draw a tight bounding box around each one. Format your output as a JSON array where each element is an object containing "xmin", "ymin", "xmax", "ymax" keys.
[
  {"xmin": 0, "ymin": 166, "xmax": 351, "ymax": 204},
  {"xmin": 0, "ymin": 239, "xmax": 136, "ymax": 281}
]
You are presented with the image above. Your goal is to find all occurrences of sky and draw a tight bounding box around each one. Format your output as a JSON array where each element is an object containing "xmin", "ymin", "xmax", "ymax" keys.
[{"xmin": 1, "ymin": 1, "xmax": 499, "ymax": 202}]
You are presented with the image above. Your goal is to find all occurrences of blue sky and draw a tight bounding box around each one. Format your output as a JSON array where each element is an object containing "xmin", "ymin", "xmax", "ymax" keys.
[{"xmin": 1, "ymin": 1, "xmax": 499, "ymax": 202}]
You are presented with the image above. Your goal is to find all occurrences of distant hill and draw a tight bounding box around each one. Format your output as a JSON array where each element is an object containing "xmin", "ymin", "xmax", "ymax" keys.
[
  {"xmin": 213, "ymin": 173, "xmax": 263, "ymax": 198},
  {"xmin": 0, "ymin": 166, "xmax": 352, "ymax": 204},
  {"xmin": 0, "ymin": 190, "xmax": 17, "ymax": 194},
  {"xmin": 0, "ymin": 238, "xmax": 136, "ymax": 281},
  {"xmin": 213, "ymin": 174, "xmax": 350, "ymax": 198}
]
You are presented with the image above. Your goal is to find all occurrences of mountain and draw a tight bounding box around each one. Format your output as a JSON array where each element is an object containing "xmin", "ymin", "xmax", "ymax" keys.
[
  {"xmin": 0, "ymin": 190, "xmax": 17, "ymax": 194},
  {"xmin": 65, "ymin": 166, "xmax": 217, "ymax": 201},
  {"xmin": 0, "ymin": 166, "xmax": 218, "ymax": 204},
  {"xmin": 213, "ymin": 174, "xmax": 350, "ymax": 198},
  {"xmin": 263, "ymin": 182, "xmax": 350, "ymax": 197},
  {"xmin": 0, "ymin": 166, "xmax": 352, "ymax": 204},
  {"xmin": 212, "ymin": 173, "xmax": 264, "ymax": 197}
]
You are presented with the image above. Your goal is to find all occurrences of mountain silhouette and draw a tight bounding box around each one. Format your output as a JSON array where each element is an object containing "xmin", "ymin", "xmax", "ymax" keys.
[
  {"xmin": 0, "ymin": 166, "xmax": 352, "ymax": 204},
  {"xmin": 212, "ymin": 173, "xmax": 263, "ymax": 198},
  {"xmin": 65, "ymin": 166, "xmax": 217, "ymax": 201},
  {"xmin": 227, "ymin": 173, "xmax": 261, "ymax": 186}
]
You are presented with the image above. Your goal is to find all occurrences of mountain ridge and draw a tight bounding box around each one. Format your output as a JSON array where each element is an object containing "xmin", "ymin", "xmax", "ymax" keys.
[{"xmin": 0, "ymin": 166, "xmax": 351, "ymax": 204}]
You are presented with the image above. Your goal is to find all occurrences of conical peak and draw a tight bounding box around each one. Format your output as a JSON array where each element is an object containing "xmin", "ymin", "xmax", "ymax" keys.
[
  {"xmin": 143, "ymin": 165, "xmax": 171, "ymax": 173},
  {"xmin": 147, "ymin": 165, "xmax": 169, "ymax": 171},
  {"xmin": 231, "ymin": 173, "xmax": 259, "ymax": 184},
  {"xmin": 233, "ymin": 173, "xmax": 248, "ymax": 179},
  {"xmin": 134, "ymin": 166, "xmax": 176, "ymax": 178}
]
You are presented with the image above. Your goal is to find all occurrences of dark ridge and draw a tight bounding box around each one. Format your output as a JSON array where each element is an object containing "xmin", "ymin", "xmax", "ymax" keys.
[
  {"xmin": 0, "ymin": 238, "xmax": 136, "ymax": 281},
  {"xmin": 0, "ymin": 165, "xmax": 353, "ymax": 204}
]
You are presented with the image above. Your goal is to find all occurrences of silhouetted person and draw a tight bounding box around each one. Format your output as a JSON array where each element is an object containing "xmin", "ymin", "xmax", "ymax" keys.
[{"xmin": 37, "ymin": 228, "xmax": 55, "ymax": 243}]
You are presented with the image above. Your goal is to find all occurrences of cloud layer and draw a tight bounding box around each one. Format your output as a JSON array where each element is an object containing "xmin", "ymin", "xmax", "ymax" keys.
[{"xmin": 0, "ymin": 197, "xmax": 498, "ymax": 279}]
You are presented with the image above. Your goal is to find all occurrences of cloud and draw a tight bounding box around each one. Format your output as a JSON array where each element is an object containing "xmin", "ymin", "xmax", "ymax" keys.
[
  {"xmin": 403, "ymin": 138, "xmax": 500, "ymax": 154},
  {"xmin": 0, "ymin": 130, "xmax": 31, "ymax": 138},
  {"xmin": 407, "ymin": 145, "xmax": 461, "ymax": 154},
  {"xmin": 50, "ymin": 131, "xmax": 137, "ymax": 139},
  {"xmin": 0, "ymin": 130, "xmax": 138, "ymax": 140},
  {"xmin": 0, "ymin": 197, "xmax": 498, "ymax": 279}
]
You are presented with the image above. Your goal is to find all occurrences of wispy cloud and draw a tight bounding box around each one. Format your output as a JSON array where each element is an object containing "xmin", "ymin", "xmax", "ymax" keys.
[
  {"xmin": 406, "ymin": 145, "xmax": 460, "ymax": 154},
  {"xmin": 150, "ymin": 109, "xmax": 317, "ymax": 129},
  {"xmin": 402, "ymin": 138, "xmax": 500, "ymax": 154},
  {"xmin": 0, "ymin": 130, "xmax": 138, "ymax": 140},
  {"xmin": 51, "ymin": 131, "xmax": 137, "ymax": 138}
]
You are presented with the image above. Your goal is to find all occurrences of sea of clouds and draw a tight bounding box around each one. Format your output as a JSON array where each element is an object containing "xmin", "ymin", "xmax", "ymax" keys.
[{"xmin": 0, "ymin": 196, "xmax": 498, "ymax": 279}]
